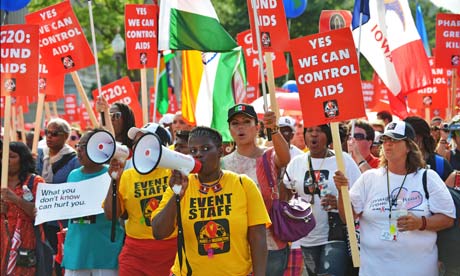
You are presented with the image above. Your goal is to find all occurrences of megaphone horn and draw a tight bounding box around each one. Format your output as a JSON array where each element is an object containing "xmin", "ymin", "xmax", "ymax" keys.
[
  {"xmin": 86, "ymin": 130, "xmax": 116, "ymax": 164},
  {"xmin": 133, "ymin": 133, "xmax": 201, "ymax": 175}
]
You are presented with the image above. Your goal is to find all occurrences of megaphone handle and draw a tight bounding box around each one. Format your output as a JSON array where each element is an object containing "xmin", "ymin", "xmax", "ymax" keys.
[
  {"xmin": 110, "ymin": 178, "xmax": 117, "ymax": 242},
  {"xmin": 100, "ymin": 111, "xmax": 106, "ymax": 126}
]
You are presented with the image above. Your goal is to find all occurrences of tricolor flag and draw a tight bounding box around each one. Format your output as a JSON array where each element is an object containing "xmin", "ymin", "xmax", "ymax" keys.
[
  {"xmin": 181, "ymin": 49, "xmax": 246, "ymax": 141},
  {"xmin": 156, "ymin": 53, "xmax": 175, "ymax": 115},
  {"xmin": 353, "ymin": 0, "xmax": 432, "ymax": 96},
  {"xmin": 158, "ymin": 0, "xmax": 237, "ymax": 52}
]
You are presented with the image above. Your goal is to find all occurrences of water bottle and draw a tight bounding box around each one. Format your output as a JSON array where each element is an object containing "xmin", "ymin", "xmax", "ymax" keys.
[
  {"xmin": 390, "ymin": 199, "xmax": 407, "ymax": 235},
  {"xmin": 22, "ymin": 185, "xmax": 34, "ymax": 202}
]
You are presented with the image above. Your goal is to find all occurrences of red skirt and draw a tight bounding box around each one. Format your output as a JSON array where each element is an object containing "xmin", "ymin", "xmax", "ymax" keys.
[{"xmin": 119, "ymin": 236, "xmax": 177, "ymax": 276}]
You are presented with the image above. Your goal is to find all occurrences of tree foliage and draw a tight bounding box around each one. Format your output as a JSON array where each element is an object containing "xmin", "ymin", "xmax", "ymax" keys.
[{"xmin": 27, "ymin": 0, "xmax": 448, "ymax": 88}]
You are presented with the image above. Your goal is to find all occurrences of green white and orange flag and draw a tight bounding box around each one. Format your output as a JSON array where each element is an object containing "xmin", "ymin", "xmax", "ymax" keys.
[
  {"xmin": 158, "ymin": 0, "xmax": 237, "ymax": 52},
  {"xmin": 181, "ymin": 49, "xmax": 246, "ymax": 141},
  {"xmin": 156, "ymin": 52, "xmax": 175, "ymax": 115}
]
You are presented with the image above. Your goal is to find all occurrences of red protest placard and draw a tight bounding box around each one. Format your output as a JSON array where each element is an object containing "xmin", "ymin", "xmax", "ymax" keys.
[
  {"xmin": 78, "ymin": 102, "xmax": 93, "ymax": 131},
  {"xmin": 237, "ymin": 30, "xmax": 288, "ymax": 84},
  {"xmin": 361, "ymin": 80, "xmax": 375, "ymax": 109},
  {"xmin": 25, "ymin": 1, "xmax": 94, "ymax": 75},
  {"xmin": 92, "ymin": 77, "xmax": 143, "ymax": 127},
  {"xmin": 1, "ymin": 24, "xmax": 39, "ymax": 97},
  {"xmin": 290, "ymin": 28, "xmax": 365, "ymax": 126},
  {"xmin": 319, "ymin": 10, "xmax": 352, "ymax": 33},
  {"xmin": 125, "ymin": 4, "xmax": 158, "ymax": 69},
  {"xmin": 407, "ymin": 57, "xmax": 448, "ymax": 110},
  {"xmin": 39, "ymin": 72, "xmax": 65, "ymax": 98},
  {"xmin": 435, "ymin": 13, "xmax": 460, "ymax": 69},
  {"xmin": 64, "ymin": 94, "xmax": 78, "ymax": 122},
  {"xmin": 247, "ymin": 0, "xmax": 289, "ymax": 52}
]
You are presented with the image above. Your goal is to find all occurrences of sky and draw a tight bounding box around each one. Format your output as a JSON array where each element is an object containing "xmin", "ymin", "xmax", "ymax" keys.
[{"xmin": 430, "ymin": 0, "xmax": 460, "ymax": 14}]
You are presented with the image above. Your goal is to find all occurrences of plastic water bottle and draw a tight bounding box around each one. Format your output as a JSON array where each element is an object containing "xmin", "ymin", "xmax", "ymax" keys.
[
  {"xmin": 22, "ymin": 185, "xmax": 34, "ymax": 202},
  {"xmin": 390, "ymin": 199, "xmax": 407, "ymax": 236},
  {"xmin": 394, "ymin": 199, "xmax": 408, "ymax": 219}
]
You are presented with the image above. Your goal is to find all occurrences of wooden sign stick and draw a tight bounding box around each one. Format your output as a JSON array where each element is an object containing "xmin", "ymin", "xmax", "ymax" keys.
[
  {"xmin": 1, "ymin": 95, "xmax": 12, "ymax": 188},
  {"xmin": 18, "ymin": 106, "xmax": 26, "ymax": 142},
  {"xmin": 11, "ymin": 105, "xmax": 17, "ymax": 142},
  {"xmin": 140, "ymin": 67, "xmax": 148, "ymax": 125},
  {"xmin": 52, "ymin": 102, "xmax": 58, "ymax": 117},
  {"xmin": 331, "ymin": 122, "xmax": 360, "ymax": 267},
  {"xmin": 264, "ymin": 52, "xmax": 280, "ymax": 119},
  {"xmin": 70, "ymin": 71, "xmax": 98, "ymax": 127},
  {"xmin": 44, "ymin": 101, "xmax": 51, "ymax": 120},
  {"xmin": 31, "ymin": 93, "xmax": 46, "ymax": 155}
]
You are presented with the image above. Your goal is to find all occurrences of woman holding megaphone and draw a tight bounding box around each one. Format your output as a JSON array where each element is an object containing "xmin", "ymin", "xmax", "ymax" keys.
[
  {"xmin": 105, "ymin": 123, "xmax": 176, "ymax": 276},
  {"xmin": 152, "ymin": 126, "xmax": 270, "ymax": 276}
]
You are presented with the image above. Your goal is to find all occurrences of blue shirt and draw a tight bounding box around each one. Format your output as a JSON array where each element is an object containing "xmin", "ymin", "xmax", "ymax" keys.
[{"xmin": 62, "ymin": 166, "xmax": 124, "ymax": 270}]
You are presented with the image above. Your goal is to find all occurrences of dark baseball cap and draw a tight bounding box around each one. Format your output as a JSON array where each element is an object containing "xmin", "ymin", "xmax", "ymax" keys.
[{"xmin": 227, "ymin": 104, "xmax": 258, "ymax": 123}]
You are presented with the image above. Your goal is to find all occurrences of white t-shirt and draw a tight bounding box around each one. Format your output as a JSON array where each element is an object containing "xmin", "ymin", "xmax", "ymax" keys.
[
  {"xmin": 284, "ymin": 151, "xmax": 361, "ymax": 247},
  {"xmin": 350, "ymin": 168, "xmax": 456, "ymax": 276}
]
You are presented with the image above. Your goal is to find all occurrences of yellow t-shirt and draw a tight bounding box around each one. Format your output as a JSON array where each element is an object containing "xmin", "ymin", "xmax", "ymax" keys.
[
  {"xmin": 119, "ymin": 167, "xmax": 171, "ymax": 239},
  {"xmin": 152, "ymin": 170, "xmax": 271, "ymax": 276}
]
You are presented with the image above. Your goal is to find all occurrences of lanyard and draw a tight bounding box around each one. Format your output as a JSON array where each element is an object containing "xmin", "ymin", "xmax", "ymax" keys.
[{"xmin": 386, "ymin": 167, "xmax": 408, "ymax": 219}]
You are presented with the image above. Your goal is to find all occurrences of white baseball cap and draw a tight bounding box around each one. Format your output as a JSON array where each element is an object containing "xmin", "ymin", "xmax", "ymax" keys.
[
  {"xmin": 128, "ymin": 123, "xmax": 172, "ymax": 146},
  {"xmin": 378, "ymin": 121, "xmax": 415, "ymax": 141},
  {"xmin": 278, "ymin": 116, "xmax": 295, "ymax": 131}
]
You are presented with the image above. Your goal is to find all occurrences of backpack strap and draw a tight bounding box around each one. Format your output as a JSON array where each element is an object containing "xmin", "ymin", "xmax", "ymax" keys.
[
  {"xmin": 52, "ymin": 152, "xmax": 76, "ymax": 174},
  {"xmin": 422, "ymin": 169, "xmax": 429, "ymax": 200},
  {"xmin": 434, "ymin": 154, "xmax": 444, "ymax": 177},
  {"xmin": 27, "ymin": 174, "xmax": 36, "ymax": 191}
]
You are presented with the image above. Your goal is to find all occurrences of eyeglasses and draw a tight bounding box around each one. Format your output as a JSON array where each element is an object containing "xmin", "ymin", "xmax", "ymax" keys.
[
  {"xmin": 75, "ymin": 143, "xmax": 87, "ymax": 150},
  {"xmin": 353, "ymin": 133, "xmax": 367, "ymax": 141},
  {"xmin": 45, "ymin": 129, "xmax": 64, "ymax": 137},
  {"xmin": 110, "ymin": 112, "xmax": 122, "ymax": 120},
  {"xmin": 70, "ymin": 135, "xmax": 79, "ymax": 141},
  {"xmin": 380, "ymin": 136, "xmax": 402, "ymax": 144}
]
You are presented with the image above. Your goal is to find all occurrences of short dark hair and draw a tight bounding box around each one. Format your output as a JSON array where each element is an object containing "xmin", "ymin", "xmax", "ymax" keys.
[
  {"xmin": 377, "ymin": 110, "xmax": 393, "ymax": 123},
  {"xmin": 10, "ymin": 142, "xmax": 36, "ymax": 183},
  {"xmin": 353, "ymin": 120, "xmax": 375, "ymax": 142},
  {"xmin": 304, "ymin": 124, "xmax": 332, "ymax": 145},
  {"xmin": 175, "ymin": 130, "xmax": 190, "ymax": 142},
  {"xmin": 189, "ymin": 126, "xmax": 222, "ymax": 148}
]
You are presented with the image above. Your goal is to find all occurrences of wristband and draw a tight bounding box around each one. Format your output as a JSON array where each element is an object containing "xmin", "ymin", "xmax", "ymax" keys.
[
  {"xmin": 419, "ymin": 216, "xmax": 427, "ymax": 231},
  {"xmin": 358, "ymin": 160, "xmax": 366, "ymax": 166}
]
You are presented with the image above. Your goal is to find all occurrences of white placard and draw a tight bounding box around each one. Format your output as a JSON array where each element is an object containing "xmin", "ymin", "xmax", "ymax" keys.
[{"xmin": 35, "ymin": 173, "xmax": 111, "ymax": 225}]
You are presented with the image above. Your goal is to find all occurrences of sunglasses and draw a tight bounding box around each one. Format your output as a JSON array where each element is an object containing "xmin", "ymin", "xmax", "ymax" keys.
[
  {"xmin": 70, "ymin": 135, "xmax": 79, "ymax": 141},
  {"xmin": 353, "ymin": 133, "xmax": 367, "ymax": 141},
  {"xmin": 110, "ymin": 112, "xmax": 122, "ymax": 120},
  {"xmin": 45, "ymin": 129, "xmax": 64, "ymax": 137}
]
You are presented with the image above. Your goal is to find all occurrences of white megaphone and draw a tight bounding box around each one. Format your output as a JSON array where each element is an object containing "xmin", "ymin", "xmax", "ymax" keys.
[
  {"xmin": 133, "ymin": 133, "xmax": 201, "ymax": 175},
  {"xmin": 86, "ymin": 130, "xmax": 116, "ymax": 164}
]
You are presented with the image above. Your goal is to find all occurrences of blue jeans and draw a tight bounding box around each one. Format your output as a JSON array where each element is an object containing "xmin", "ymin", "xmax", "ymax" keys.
[
  {"xmin": 266, "ymin": 246, "xmax": 289, "ymax": 276},
  {"xmin": 301, "ymin": 242, "xmax": 348, "ymax": 276}
]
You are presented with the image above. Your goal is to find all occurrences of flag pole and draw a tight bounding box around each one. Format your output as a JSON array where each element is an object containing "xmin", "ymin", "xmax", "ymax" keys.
[
  {"xmin": 250, "ymin": 0, "xmax": 271, "ymax": 140},
  {"xmin": 153, "ymin": 52, "xmax": 162, "ymax": 123},
  {"xmin": 70, "ymin": 72, "xmax": 98, "ymax": 127},
  {"xmin": 88, "ymin": 0, "xmax": 104, "ymax": 127},
  {"xmin": 451, "ymin": 68, "xmax": 458, "ymax": 118},
  {"xmin": 18, "ymin": 106, "xmax": 26, "ymax": 142}
]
